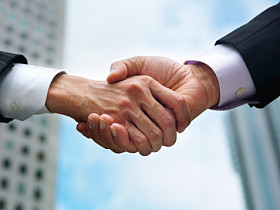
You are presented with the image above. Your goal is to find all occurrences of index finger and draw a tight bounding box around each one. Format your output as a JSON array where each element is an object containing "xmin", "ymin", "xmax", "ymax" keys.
[{"xmin": 149, "ymin": 79, "xmax": 192, "ymax": 133}]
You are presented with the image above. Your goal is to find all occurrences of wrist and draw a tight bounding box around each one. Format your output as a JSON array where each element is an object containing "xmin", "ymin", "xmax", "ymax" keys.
[
  {"xmin": 46, "ymin": 73, "xmax": 91, "ymax": 122},
  {"xmin": 192, "ymin": 63, "xmax": 220, "ymax": 108}
]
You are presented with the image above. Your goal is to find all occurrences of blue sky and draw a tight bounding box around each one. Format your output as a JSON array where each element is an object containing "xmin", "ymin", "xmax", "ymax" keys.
[{"xmin": 55, "ymin": 0, "xmax": 277, "ymax": 210}]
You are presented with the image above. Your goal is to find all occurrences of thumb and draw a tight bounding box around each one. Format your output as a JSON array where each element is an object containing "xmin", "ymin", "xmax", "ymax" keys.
[
  {"xmin": 107, "ymin": 56, "xmax": 145, "ymax": 84},
  {"xmin": 107, "ymin": 61, "xmax": 128, "ymax": 84}
]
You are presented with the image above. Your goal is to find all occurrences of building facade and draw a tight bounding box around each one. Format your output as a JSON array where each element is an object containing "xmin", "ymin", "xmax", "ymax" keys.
[
  {"xmin": 0, "ymin": 1, "xmax": 65, "ymax": 210},
  {"xmin": 227, "ymin": 99, "xmax": 280, "ymax": 210}
]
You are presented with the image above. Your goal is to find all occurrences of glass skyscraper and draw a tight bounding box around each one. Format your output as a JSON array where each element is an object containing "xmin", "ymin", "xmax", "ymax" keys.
[
  {"xmin": 0, "ymin": 1, "xmax": 65, "ymax": 210},
  {"xmin": 227, "ymin": 99, "xmax": 280, "ymax": 210}
]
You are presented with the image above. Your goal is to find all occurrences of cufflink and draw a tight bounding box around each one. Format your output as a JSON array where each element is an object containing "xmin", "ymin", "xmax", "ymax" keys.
[
  {"xmin": 235, "ymin": 88, "xmax": 245, "ymax": 98},
  {"xmin": 10, "ymin": 101, "xmax": 19, "ymax": 113}
]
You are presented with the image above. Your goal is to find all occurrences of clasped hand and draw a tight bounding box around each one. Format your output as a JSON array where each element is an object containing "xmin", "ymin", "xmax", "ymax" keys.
[
  {"xmin": 76, "ymin": 75, "xmax": 190, "ymax": 156},
  {"xmin": 74, "ymin": 56, "xmax": 220, "ymax": 156}
]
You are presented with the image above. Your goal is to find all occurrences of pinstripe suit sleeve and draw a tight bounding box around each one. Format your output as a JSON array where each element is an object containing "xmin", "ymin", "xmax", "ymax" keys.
[{"xmin": 216, "ymin": 3, "xmax": 280, "ymax": 108}]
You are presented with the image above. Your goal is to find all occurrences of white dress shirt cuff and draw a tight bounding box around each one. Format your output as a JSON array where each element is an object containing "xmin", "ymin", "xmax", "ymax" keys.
[
  {"xmin": 0, "ymin": 64, "xmax": 64, "ymax": 120},
  {"xmin": 186, "ymin": 44, "xmax": 259, "ymax": 110}
]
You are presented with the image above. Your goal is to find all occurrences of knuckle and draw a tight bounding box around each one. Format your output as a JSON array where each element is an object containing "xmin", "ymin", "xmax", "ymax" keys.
[
  {"xmin": 133, "ymin": 135, "xmax": 147, "ymax": 145},
  {"xmin": 150, "ymin": 128, "xmax": 163, "ymax": 143},
  {"xmin": 118, "ymin": 97, "xmax": 132, "ymax": 109},
  {"xmin": 175, "ymin": 94, "xmax": 185, "ymax": 106},
  {"xmin": 162, "ymin": 113, "xmax": 175, "ymax": 129},
  {"xmin": 126, "ymin": 82, "xmax": 144, "ymax": 95},
  {"xmin": 156, "ymin": 107, "xmax": 176, "ymax": 130}
]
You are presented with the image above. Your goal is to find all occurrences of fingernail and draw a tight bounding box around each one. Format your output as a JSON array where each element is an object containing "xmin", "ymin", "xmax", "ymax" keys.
[
  {"xmin": 89, "ymin": 117, "xmax": 95, "ymax": 129},
  {"xmin": 110, "ymin": 126, "xmax": 117, "ymax": 137},
  {"xmin": 100, "ymin": 118, "xmax": 106, "ymax": 129}
]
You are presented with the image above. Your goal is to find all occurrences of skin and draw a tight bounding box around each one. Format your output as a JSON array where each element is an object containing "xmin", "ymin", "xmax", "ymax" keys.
[
  {"xmin": 77, "ymin": 56, "xmax": 220, "ymax": 155},
  {"xmin": 45, "ymin": 73, "xmax": 190, "ymax": 156}
]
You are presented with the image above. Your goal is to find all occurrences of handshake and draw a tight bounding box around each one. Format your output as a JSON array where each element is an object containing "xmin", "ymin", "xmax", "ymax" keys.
[{"xmin": 46, "ymin": 56, "xmax": 220, "ymax": 156}]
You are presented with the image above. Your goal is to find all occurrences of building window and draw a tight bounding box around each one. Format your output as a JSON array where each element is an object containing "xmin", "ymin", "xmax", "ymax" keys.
[
  {"xmin": 45, "ymin": 59, "xmax": 53, "ymax": 66},
  {"xmin": 39, "ymin": 134, "xmax": 47, "ymax": 144},
  {"xmin": 4, "ymin": 39, "xmax": 12, "ymax": 46},
  {"xmin": 20, "ymin": 33, "xmax": 28, "ymax": 40},
  {"xmin": 21, "ymin": 146, "xmax": 30, "ymax": 156},
  {"xmin": 38, "ymin": 2, "xmax": 45, "ymax": 8},
  {"xmin": 36, "ymin": 14, "xmax": 44, "ymax": 21},
  {"xmin": 47, "ymin": 46, "xmax": 55, "ymax": 52},
  {"xmin": 8, "ymin": 123, "xmax": 16, "ymax": 132},
  {"xmin": 17, "ymin": 182, "xmax": 26, "ymax": 196},
  {"xmin": 21, "ymin": 19, "xmax": 30, "ymax": 28},
  {"xmin": 40, "ymin": 117, "xmax": 48, "ymax": 127},
  {"xmin": 0, "ymin": 178, "xmax": 9, "ymax": 190},
  {"xmin": 36, "ymin": 151, "xmax": 45, "ymax": 162},
  {"xmin": 18, "ymin": 46, "xmax": 26, "ymax": 53},
  {"xmin": 5, "ymin": 140, "xmax": 13, "ymax": 151},
  {"xmin": 34, "ymin": 39, "xmax": 41, "ymax": 46},
  {"xmin": 35, "ymin": 169, "xmax": 44, "ymax": 181},
  {"xmin": 6, "ymin": 25, "xmax": 14, "ymax": 32},
  {"xmin": 32, "ymin": 52, "xmax": 40, "ymax": 59},
  {"xmin": 8, "ymin": 12, "xmax": 16, "ymax": 21},
  {"xmin": 33, "ymin": 188, "xmax": 42, "ymax": 201},
  {"xmin": 2, "ymin": 158, "xmax": 11, "ymax": 170},
  {"xmin": 14, "ymin": 204, "xmax": 24, "ymax": 210},
  {"xmin": 34, "ymin": 25, "xmax": 43, "ymax": 36},
  {"xmin": 48, "ymin": 33, "xmax": 55, "ymax": 39},
  {"xmin": 0, "ymin": 199, "xmax": 6, "ymax": 209},
  {"xmin": 50, "ymin": 8, "xmax": 57, "ymax": 15},
  {"xmin": 49, "ymin": 20, "xmax": 57, "ymax": 27},
  {"xmin": 23, "ymin": 128, "xmax": 32, "ymax": 138},
  {"xmin": 18, "ymin": 164, "xmax": 28, "ymax": 175},
  {"xmin": 10, "ymin": 1, "xmax": 17, "ymax": 8},
  {"xmin": 23, "ymin": 7, "xmax": 31, "ymax": 14}
]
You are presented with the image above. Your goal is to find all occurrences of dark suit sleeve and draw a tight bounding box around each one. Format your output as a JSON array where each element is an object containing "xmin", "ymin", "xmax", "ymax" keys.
[
  {"xmin": 0, "ymin": 51, "xmax": 27, "ymax": 123},
  {"xmin": 216, "ymin": 3, "xmax": 280, "ymax": 108}
]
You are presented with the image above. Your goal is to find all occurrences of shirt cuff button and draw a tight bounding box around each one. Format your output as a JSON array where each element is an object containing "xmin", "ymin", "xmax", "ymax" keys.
[
  {"xmin": 235, "ymin": 88, "xmax": 245, "ymax": 98},
  {"xmin": 10, "ymin": 102, "xmax": 19, "ymax": 113}
]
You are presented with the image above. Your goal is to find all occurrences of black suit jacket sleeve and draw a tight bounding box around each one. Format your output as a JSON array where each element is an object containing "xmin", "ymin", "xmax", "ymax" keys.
[
  {"xmin": 0, "ymin": 51, "xmax": 27, "ymax": 123},
  {"xmin": 216, "ymin": 3, "xmax": 280, "ymax": 108}
]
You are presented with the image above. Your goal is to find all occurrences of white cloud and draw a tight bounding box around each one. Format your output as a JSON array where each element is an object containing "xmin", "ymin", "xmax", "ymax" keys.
[{"xmin": 62, "ymin": 0, "xmax": 221, "ymax": 79}]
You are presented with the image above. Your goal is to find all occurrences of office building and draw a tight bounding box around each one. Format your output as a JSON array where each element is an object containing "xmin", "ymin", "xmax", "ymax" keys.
[
  {"xmin": 0, "ymin": 0, "xmax": 65, "ymax": 210},
  {"xmin": 227, "ymin": 99, "xmax": 280, "ymax": 210}
]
